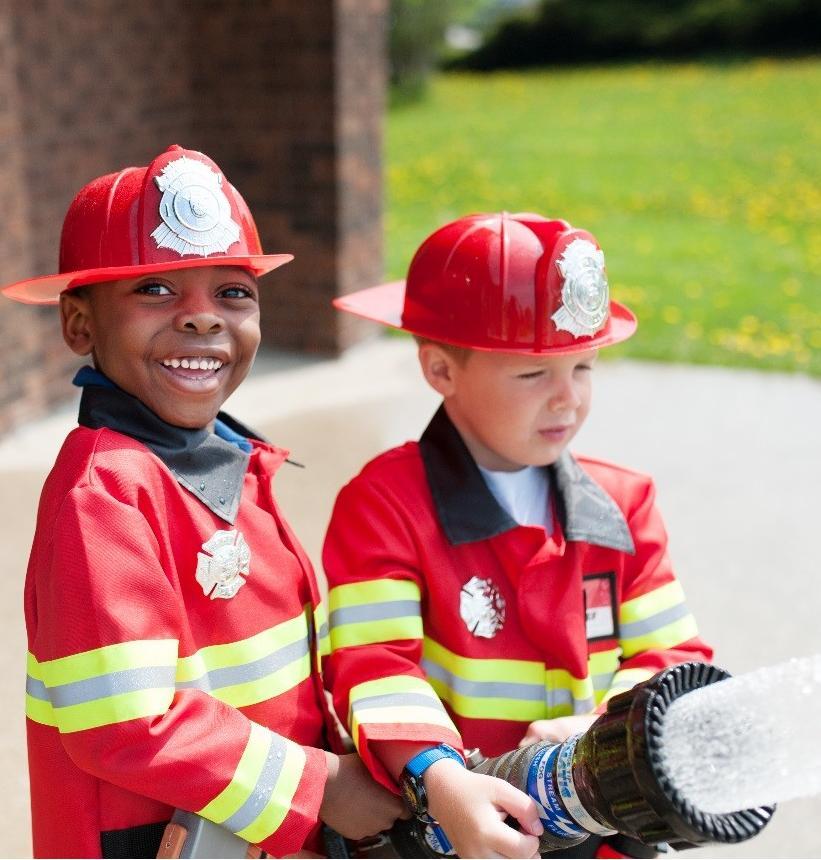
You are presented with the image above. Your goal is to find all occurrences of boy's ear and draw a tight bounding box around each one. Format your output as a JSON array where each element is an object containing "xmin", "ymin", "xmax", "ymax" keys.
[
  {"xmin": 418, "ymin": 342, "xmax": 459, "ymax": 397},
  {"xmin": 60, "ymin": 291, "xmax": 95, "ymax": 356}
]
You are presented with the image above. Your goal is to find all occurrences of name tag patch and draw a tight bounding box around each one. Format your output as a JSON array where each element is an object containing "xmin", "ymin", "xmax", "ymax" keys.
[{"xmin": 582, "ymin": 572, "xmax": 618, "ymax": 640}]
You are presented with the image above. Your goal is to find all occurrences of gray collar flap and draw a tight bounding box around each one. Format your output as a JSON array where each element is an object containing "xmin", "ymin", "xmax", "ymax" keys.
[{"xmin": 552, "ymin": 452, "xmax": 635, "ymax": 554}]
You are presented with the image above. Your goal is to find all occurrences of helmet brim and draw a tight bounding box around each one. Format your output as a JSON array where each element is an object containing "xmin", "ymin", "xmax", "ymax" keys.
[
  {"xmin": 333, "ymin": 280, "xmax": 638, "ymax": 355},
  {"xmin": 2, "ymin": 254, "xmax": 294, "ymax": 305}
]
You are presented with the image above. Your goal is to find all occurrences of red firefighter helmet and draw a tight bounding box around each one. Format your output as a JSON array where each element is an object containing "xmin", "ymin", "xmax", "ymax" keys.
[
  {"xmin": 334, "ymin": 212, "xmax": 636, "ymax": 355},
  {"xmin": 2, "ymin": 144, "xmax": 293, "ymax": 304}
]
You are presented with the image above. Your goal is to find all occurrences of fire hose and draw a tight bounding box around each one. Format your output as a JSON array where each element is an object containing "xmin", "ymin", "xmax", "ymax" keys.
[{"xmin": 158, "ymin": 662, "xmax": 775, "ymax": 858}]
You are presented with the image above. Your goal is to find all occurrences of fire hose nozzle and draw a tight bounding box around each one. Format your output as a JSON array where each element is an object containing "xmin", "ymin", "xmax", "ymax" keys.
[{"xmin": 470, "ymin": 661, "xmax": 776, "ymax": 853}]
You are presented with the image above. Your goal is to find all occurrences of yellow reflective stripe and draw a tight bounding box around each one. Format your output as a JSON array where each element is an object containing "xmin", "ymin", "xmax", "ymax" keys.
[
  {"xmin": 175, "ymin": 610, "xmax": 313, "ymax": 708},
  {"xmin": 329, "ymin": 579, "xmax": 422, "ymax": 649},
  {"xmin": 28, "ymin": 611, "xmax": 314, "ymax": 731},
  {"xmin": 600, "ymin": 668, "xmax": 656, "ymax": 702},
  {"xmin": 329, "ymin": 578, "xmax": 420, "ymax": 610},
  {"xmin": 197, "ymin": 722, "xmax": 307, "ymax": 844},
  {"xmin": 620, "ymin": 580, "xmax": 685, "ymax": 624},
  {"xmin": 352, "ymin": 703, "xmax": 458, "ymax": 734},
  {"xmin": 25, "ymin": 694, "xmax": 56, "ymax": 726},
  {"xmin": 350, "ymin": 673, "xmax": 437, "ymax": 701},
  {"xmin": 589, "ymin": 648, "xmax": 621, "ymax": 705},
  {"xmin": 588, "ymin": 648, "xmax": 621, "ymax": 679},
  {"xmin": 424, "ymin": 639, "xmax": 544, "ymax": 721},
  {"xmin": 35, "ymin": 639, "xmax": 177, "ymax": 687},
  {"xmin": 176, "ymin": 612, "xmax": 308, "ymax": 682},
  {"xmin": 424, "ymin": 639, "xmax": 604, "ymax": 721},
  {"xmin": 236, "ymin": 742, "xmax": 306, "ymax": 843},
  {"xmin": 199, "ymin": 722, "xmax": 270, "ymax": 822},
  {"xmin": 349, "ymin": 674, "xmax": 458, "ymax": 740},
  {"xmin": 427, "ymin": 675, "xmax": 545, "ymax": 721},
  {"xmin": 26, "ymin": 643, "xmax": 178, "ymax": 732},
  {"xmin": 314, "ymin": 601, "xmax": 330, "ymax": 659},
  {"xmin": 620, "ymin": 614, "xmax": 699, "ymax": 658},
  {"xmin": 214, "ymin": 653, "xmax": 312, "ymax": 709},
  {"xmin": 27, "ymin": 650, "xmax": 43, "ymax": 680},
  {"xmin": 51, "ymin": 688, "xmax": 175, "ymax": 733},
  {"xmin": 423, "ymin": 638, "xmax": 544, "ymax": 684},
  {"xmin": 546, "ymin": 668, "xmax": 594, "ymax": 701},
  {"xmin": 331, "ymin": 616, "xmax": 422, "ymax": 650}
]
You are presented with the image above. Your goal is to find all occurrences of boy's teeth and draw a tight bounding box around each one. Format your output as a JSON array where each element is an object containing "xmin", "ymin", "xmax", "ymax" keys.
[{"xmin": 162, "ymin": 357, "xmax": 223, "ymax": 370}]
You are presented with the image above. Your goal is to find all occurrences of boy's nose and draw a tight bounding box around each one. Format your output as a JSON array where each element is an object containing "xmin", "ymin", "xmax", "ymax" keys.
[
  {"xmin": 548, "ymin": 378, "xmax": 581, "ymax": 412},
  {"xmin": 175, "ymin": 301, "xmax": 224, "ymax": 335}
]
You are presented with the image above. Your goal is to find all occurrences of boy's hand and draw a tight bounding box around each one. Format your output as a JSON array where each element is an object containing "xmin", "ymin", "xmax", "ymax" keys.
[
  {"xmin": 518, "ymin": 714, "xmax": 598, "ymax": 747},
  {"xmin": 320, "ymin": 752, "xmax": 408, "ymax": 840},
  {"xmin": 424, "ymin": 759, "xmax": 543, "ymax": 859}
]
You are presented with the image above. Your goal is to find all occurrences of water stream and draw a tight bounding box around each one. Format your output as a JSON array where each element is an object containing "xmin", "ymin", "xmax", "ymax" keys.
[{"xmin": 659, "ymin": 654, "xmax": 821, "ymax": 814}]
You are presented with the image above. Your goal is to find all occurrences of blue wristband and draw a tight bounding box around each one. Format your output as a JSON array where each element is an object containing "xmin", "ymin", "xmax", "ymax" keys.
[
  {"xmin": 404, "ymin": 744, "xmax": 465, "ymax": 778},
  {"xmin": 400, "ymin": 744, "xmax": 465, "ymax": 820}
]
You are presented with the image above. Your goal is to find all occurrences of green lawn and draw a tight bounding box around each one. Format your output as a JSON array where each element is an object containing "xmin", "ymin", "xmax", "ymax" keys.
[{"xmin": 385, "ymin": 60, "xmax": 821, "ymax": 374}]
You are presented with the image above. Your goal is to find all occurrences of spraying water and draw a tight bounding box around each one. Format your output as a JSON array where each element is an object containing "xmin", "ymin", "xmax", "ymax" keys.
[{"xmin": 659, "ymin": 653, "xmax": 821, "ymax": 815}]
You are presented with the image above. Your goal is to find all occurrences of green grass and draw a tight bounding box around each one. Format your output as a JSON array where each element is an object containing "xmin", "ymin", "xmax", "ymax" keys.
[{"xmin": 385, "ymin": 60, "xmax": 821, "ymax": 374}]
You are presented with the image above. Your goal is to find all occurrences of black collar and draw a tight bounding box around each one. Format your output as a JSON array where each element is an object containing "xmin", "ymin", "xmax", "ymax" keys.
[
  {"xmin": 418, "ymin": 405, "xmax": 635, "ymax": 553},
  {"xmin": 77, "ymin": 382, "xmax": 260, "ymax": 525}
]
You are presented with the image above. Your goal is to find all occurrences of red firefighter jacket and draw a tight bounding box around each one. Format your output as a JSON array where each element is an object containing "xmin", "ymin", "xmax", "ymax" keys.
[
  {"xmin": 323, "ymin": 406, "xmax": 713, "ymax": 789},
  {"xmin": 25, "ymin": 373, "xmax": 333, "ymax": 858}
]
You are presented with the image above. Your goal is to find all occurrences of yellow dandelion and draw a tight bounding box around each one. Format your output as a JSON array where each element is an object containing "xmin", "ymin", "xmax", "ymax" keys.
[
  {"xmin": 739, "ymin": 316, "xmax": 760, "ymax": 334},
  {"xmin": 662, "ymin": 306, "xmax": 682, "ymax": 325},
  {"xmin": 781, "ymin": 278, "xmax": 802, "ymax": 297}
]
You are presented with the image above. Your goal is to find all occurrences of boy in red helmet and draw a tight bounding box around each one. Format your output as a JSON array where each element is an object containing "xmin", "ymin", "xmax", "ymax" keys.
[
  {"xmin": 3, "ymin": 145, "xmax": 404, "ymax": 858},
  {"xmin": 323, "ymin": 212, "xmax": 713, "ymax": 858}
]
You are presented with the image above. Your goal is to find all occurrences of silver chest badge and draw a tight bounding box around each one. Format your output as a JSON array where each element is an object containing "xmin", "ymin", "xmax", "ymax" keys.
[
  {"xmin": 151, "ymin": 156, "xmax": 240, "ymax": 257},
  {"xmin": 460, "ymin": 575, "xmax": 506, "ymax": 638},
  {"xmin": 551, "ymin": 238, "xmax": 609, "ymax": 338},
  {"xmin": 196, "ymin": 529, "xmax": 250, "ymax": 600}
]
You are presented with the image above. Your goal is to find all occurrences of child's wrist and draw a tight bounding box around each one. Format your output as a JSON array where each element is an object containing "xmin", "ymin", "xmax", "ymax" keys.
[{"xmin": 400, "ymin": 744, "xmax": 465, "ymax": 820}]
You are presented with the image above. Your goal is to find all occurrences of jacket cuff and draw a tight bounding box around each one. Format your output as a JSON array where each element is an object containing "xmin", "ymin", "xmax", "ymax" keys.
[{"xmin": 258, "ymin": 745, "xmax": 328, "ymax": 856}]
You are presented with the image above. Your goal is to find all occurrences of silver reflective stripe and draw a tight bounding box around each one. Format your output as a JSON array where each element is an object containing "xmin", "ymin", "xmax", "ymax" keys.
[
  {"xmin": 592, "ymin": 672, "xmax": 615, "ymax": 691},
  {"xmin": 26, "ymin": 675, "xmax": 49, "ymax": 701},
  {"xmin": 317, "ymin": 621, "xmax": 329, "ymax": 640},
  {"xmin": 620, "ymin": 601, "xmax": 690, "ymax": 640},
  {"xmin": 47, "ymin": 666, "xmax": 176, "ymax": 708},
  {"xmin": 423, "ymin": 658, "xmax": 545, "ymax": 701},
  {"xmin": 605, "ymin": 680, "xmax": 635, "ymax": 696},
  {"xmin": 546, "ymin": 687, "xmax": 594, "ymax": 713},
  {"xmin": 572, "ymin": 697, "xmax": 595, "ymax": 714},
  {"xmin": 329, "ymin": 599, "xmax": 420, "ymax": 628},
  {"xmin": 220, "ymin": 733, "xmax": 287, "ymax": 833},
  {"xmin": 351, "ymin": 691, "xmax": 449, "ymax": 713},
  {"xmin": 177, "ymin": 638, "xmax": 309, "ymax": 692}
]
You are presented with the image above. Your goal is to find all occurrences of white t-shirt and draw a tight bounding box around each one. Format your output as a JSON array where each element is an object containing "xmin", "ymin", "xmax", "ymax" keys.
[{"xmin": 477, "ymin": 464, "xmax": 553, "ymax": 533}]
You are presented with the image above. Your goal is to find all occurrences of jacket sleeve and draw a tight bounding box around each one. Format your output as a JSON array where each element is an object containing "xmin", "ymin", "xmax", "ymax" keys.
[
  {"xmin": 601, "ymin": 478, "xmax": 713, "ymax": 706},
  {"xmin": 322, "ymin": 477, "xmax": 463, "ymax": 789},
  {"xmin": 28, "ymin": 484, "xmax": 326, "ymax": 857}
]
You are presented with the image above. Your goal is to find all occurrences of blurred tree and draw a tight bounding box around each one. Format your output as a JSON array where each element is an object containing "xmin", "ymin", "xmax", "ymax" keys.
[
  {"xmin": 449, "ymin": 0, "xmax": 821, "ymax": 69},
  {"xmin": 389, "ymin": 0, "xmax": 456, "ymax": 98},
  {"xmin": 389, "ymin": 0, "xmax": 513, "ymax": 98}
]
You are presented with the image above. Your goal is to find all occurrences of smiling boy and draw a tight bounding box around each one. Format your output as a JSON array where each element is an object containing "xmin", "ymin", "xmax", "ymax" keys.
[
  {"xmin": 323, "ymin": 212, "xmax": 713, "ymax": 858},
  {"xmin": 61, "ymin": 265, "xmax": 261, "ymax": 431},
  {"xmin": 3, "ymin": 146, "xmax": 402, "ymax": 858}
]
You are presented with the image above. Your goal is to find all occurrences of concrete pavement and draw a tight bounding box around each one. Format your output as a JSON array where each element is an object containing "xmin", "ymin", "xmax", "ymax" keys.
[{"xmin": 2, "ymin": 337, "xmax": 819, "ymax": 857}]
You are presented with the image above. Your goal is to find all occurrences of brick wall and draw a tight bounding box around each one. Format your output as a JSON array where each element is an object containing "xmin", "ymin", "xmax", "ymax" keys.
[{"xmin": 0, "ymin": 0, "xmax": 387, "ymax": 434}]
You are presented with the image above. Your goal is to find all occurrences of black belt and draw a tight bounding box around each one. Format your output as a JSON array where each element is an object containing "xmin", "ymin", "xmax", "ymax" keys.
[{"xmin": 101, "ymin": 821, "xmax": 169, "ymax": 858}]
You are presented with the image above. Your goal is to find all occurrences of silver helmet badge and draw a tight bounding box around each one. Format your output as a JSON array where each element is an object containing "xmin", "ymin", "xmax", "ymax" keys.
[
  {"xmin": 151, "ymin": 156, "xmax": 240, "ymax": 257},
  {"xmin": 551, "ymin": 238, "xmax": 610, "ymax": 338}
]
